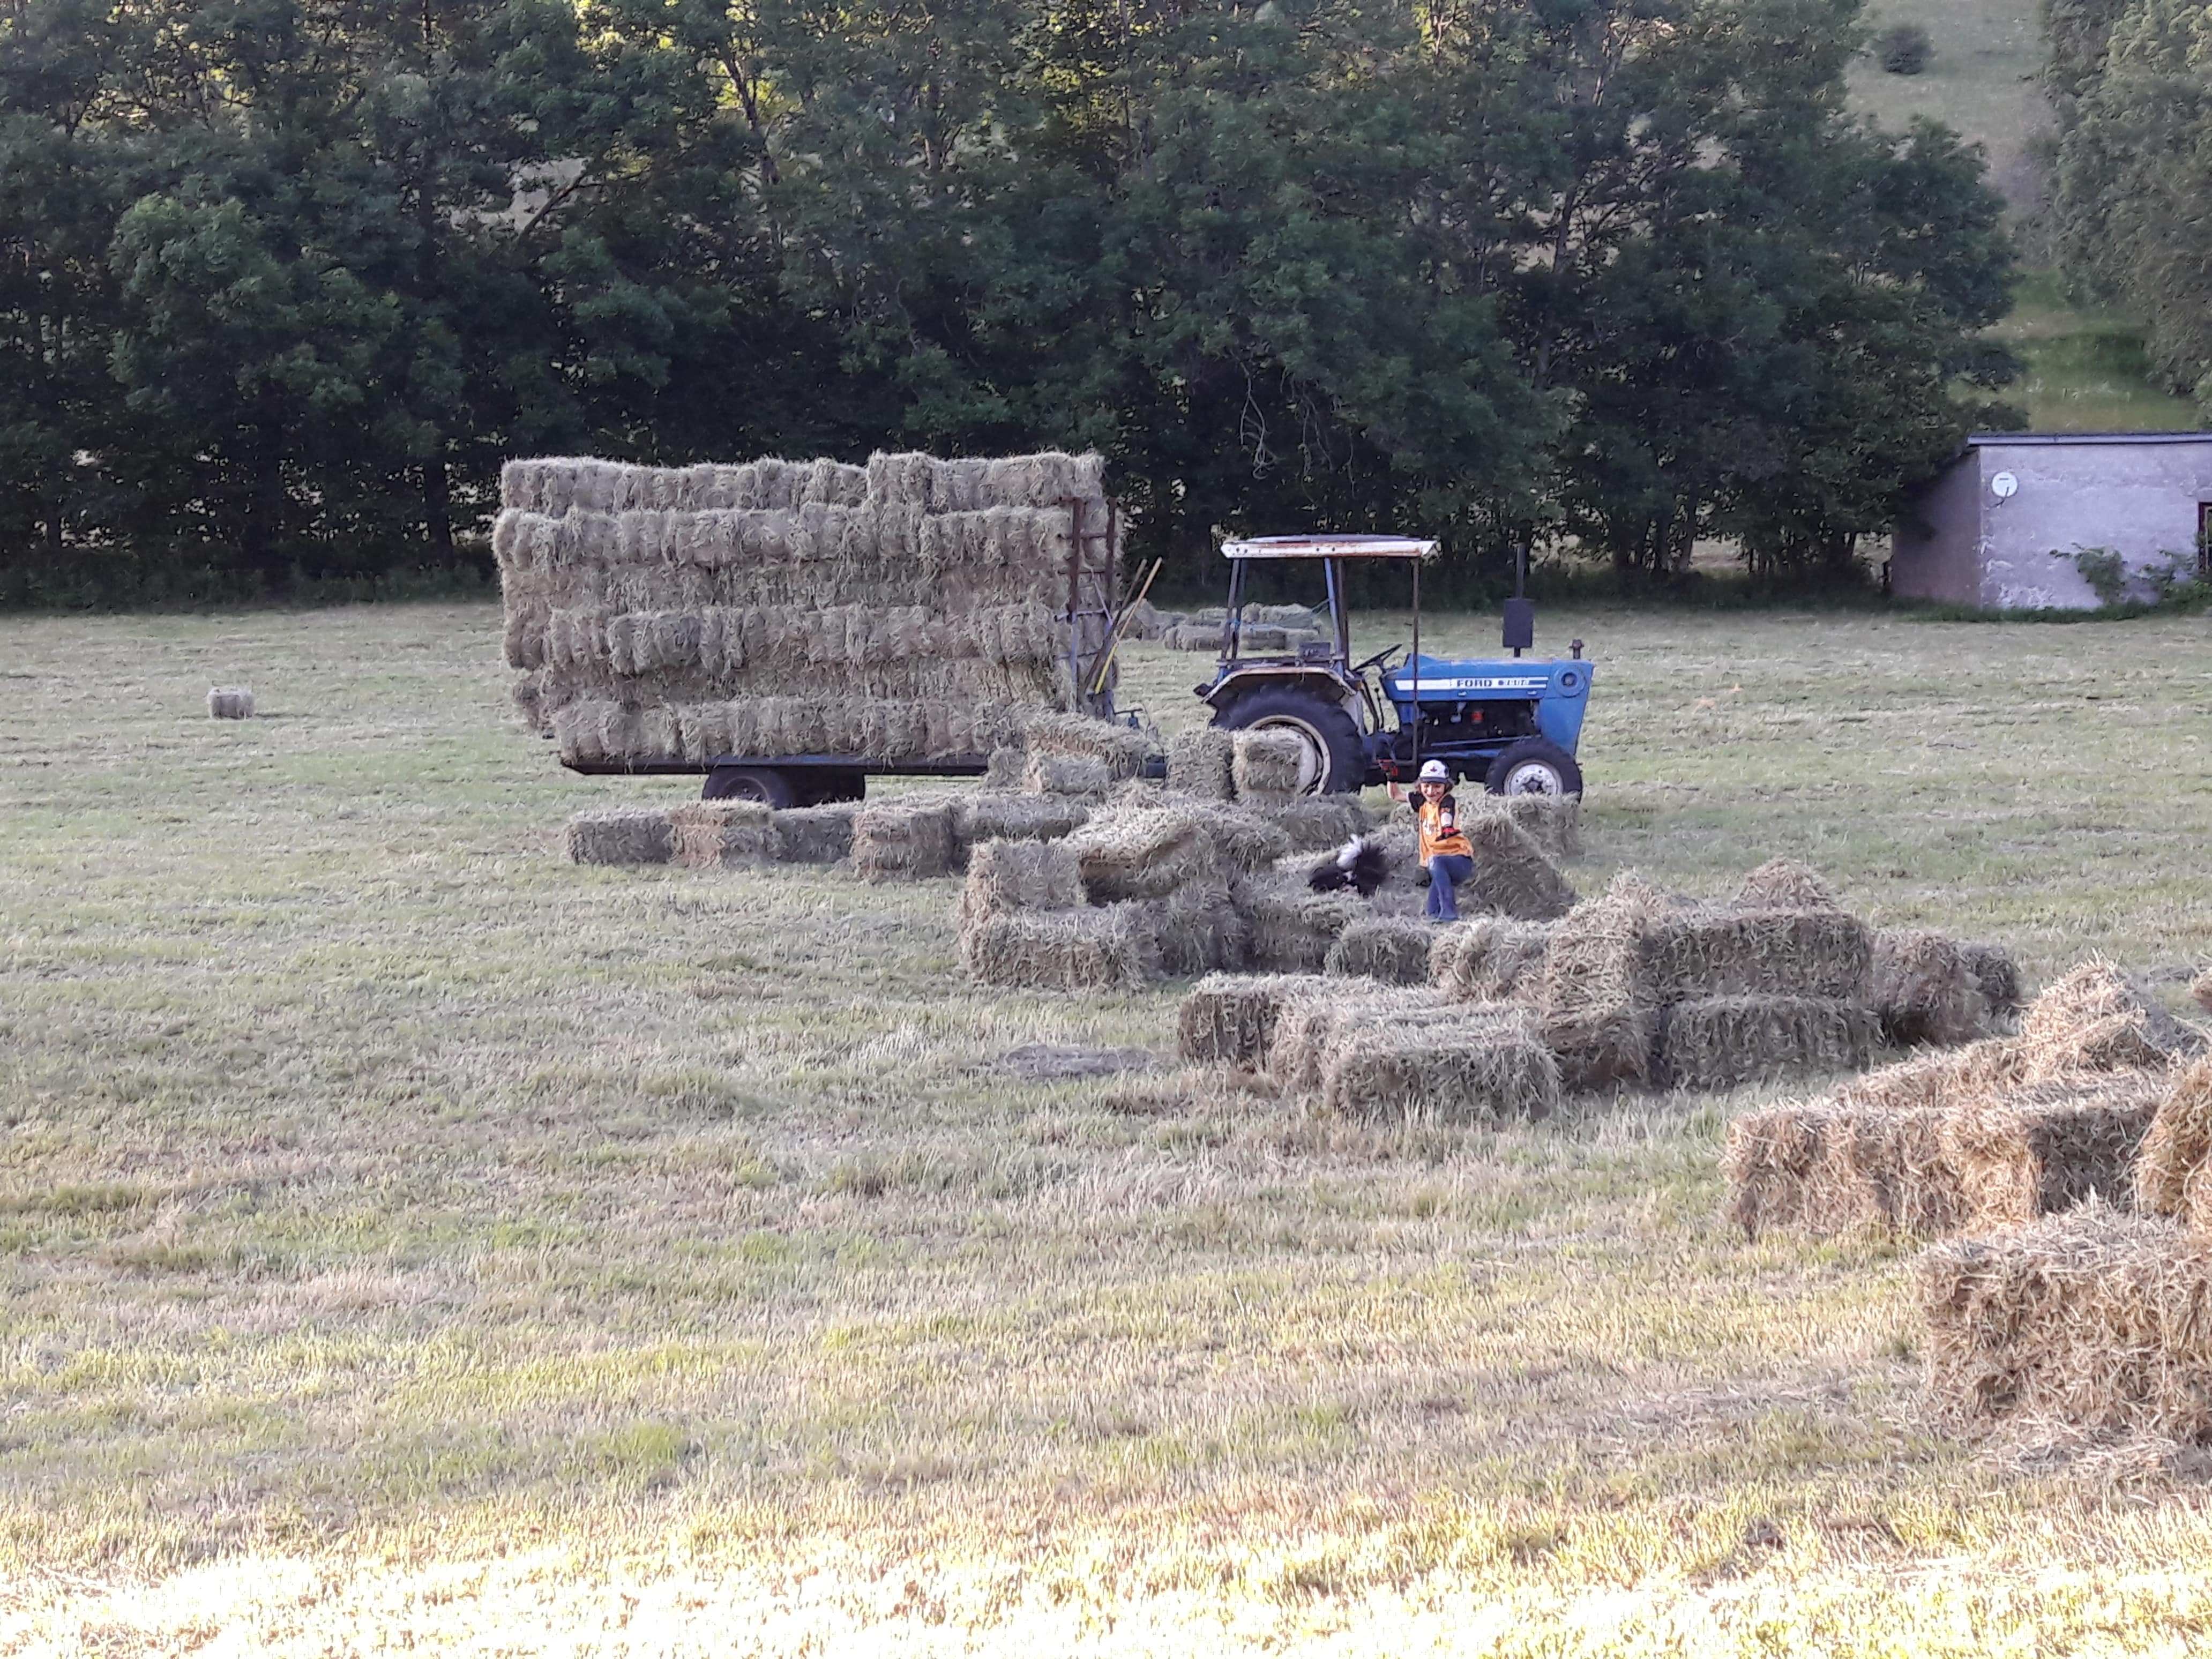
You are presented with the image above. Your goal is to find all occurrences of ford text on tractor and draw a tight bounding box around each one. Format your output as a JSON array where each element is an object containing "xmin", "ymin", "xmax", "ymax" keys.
[{"xmin": 1198, "ymin": 534, "xmax": 1594, "ymax": 796}]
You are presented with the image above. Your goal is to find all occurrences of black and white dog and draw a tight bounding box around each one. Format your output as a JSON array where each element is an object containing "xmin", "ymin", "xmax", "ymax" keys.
[{"xmin": 1307, "ymin": 835, "xmax": 1391, "ymax": 898}]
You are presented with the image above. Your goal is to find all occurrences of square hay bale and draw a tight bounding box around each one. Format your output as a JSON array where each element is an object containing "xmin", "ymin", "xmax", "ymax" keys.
[
  {"xmin": 1320, "ymin": 1008, "xmax": 1560, "ymax": 1125},
  {"xmin": 2021, "ymin": 959, "xmax": 2204, "ymax": 1077},
  {"xmin": 1265, "ymin": 987, "xmax": 1456, "ymax": 1092},
  {"xmin": 1871, "ymin": 930, "xmax": 1991, "ymax": 1048},
  {"xmin": 1022, "ymin": 712, "xmax": 1151, "ymax": 781},
  {"xmin": 947, "ymin": 794, "xmax": 1092, "ymax": 863},
  {"xmin": 1022, "ymin": 753, "xmax": 1114, "ymax": 797},
  {"xmin": 1431, "ymin": 918, "xmax": 1553, "ymax": 1004},
  {"xmin": 1179, "ymin": 802, "xmax": 1293, "ymax": 875},
  {"xmin": 1493, "ymin": 793, "xmax": 1582, "ymax": 861},
  {"xmin": 771, "ymin": 803, "xmax": 856, "ymax": 864},
  {"xmin": 955, "ymin": 839, "xmax": 1085, "ymax": 928},
  {"xmin": 564, "ymin": 808, "xmax": 674, "ymax": 866},
  {"xmin": 1920, "ymin": 1206, "xmax": 2212, "ymax": 1438},
  {"xmin": 669, "ymin": 801, "xmax": 774, "ymax": 869},
  {"xmin": 1231, "ymin": 729, "xmax": 1310, "ymax": 799},
  {"xmin": 1175, "ymin": 973, "xmax": 1331, "ymax": 1067},
  {"xmin": 1231, "ymin": 875, "xmax": 1369, "ymax": 973},
  {"xmin": 1659, "ymin": 996, "xmax": 1878, "ymax": 1092},
  {"xmin": 1144, "ymin": 876, "xmax": 1251, "ymax": 980},
  {"xmin": 1162, "ymin": 622, "xmax": 1225, "ymax": 652},
  {"xmin": 206, "ymin": 685, "xmax": 255, "ymax": 719},
  {"xmin": 851, "ymin": 799, "xmax": 956, "ymax": 881},
  {"xmin": 1941, "ymin": 1075, "xmax": 2166, "ymax": 1230},
  {"xmin": 1539, "ymin": 898, "xmax": 1655, "ymax": 1092},
  {"xmin": 1637, "ymin": 910, "xmax": 1873, "ymax": 1003},
  {"xmin": 983, "ymin": 745, "xmax": 1026, "ymax": 789},
  {"xmin": 1062, "ymin": 806, "xmax": 1213, "ymax": 901},
  {"xmin": 2133, "ymin": 1055, "xmax": 2212, "ymax": 1222},
  {"xmin": 958, "ymin": 903, "xmax": 1161, "ymax": 992},
  {"xmin": 1461, "ymin": 814, "xmax": 1576, "ymax": 921},
  {"xmin": 1829, "ymin": 1036, "xmax": 2028, "ymax": 1113},
  {"xmin": 1167, "ymin": 726, "xmax": 1236, "ymax": 800},
  {"xmin": 1962, "ymin": 943, "xmax": 2024, "ymax": 1026},
  {"xmin": 1721, "ymin": 1101, "xmax": 1959, "ymax": 1240},
  {"xmin": 1324, "ymin": 916, "xmax": 1437, "ymax": 985},
  {"xmin": 1256, "ymin": 796, "xmax": 1372, "ymax": 852},
  {"xmin": 1730, "ymin": 858, "xmax": 1840, "ymax": 911}
]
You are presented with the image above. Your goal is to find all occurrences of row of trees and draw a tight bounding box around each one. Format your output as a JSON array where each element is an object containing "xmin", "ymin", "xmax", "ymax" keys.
[
  {"xmin": 1, "ymin": 0, "xmax": 2020, "ymax": 604},
  {"xmin": 2045, "ymin": 0, "xmax": 2212, "ymax": 413}
]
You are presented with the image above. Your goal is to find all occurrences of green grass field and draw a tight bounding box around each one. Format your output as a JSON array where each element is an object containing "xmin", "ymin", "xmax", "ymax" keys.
[{"xmin": 2, "ymin": 601, "xmax": 2210, "ymax": 1652}]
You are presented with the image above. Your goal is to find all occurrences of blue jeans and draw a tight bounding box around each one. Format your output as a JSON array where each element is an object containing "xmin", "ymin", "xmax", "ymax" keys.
[{"xmin": 1425, "ymin": 854, "xmax": 1473, "ymax": 921}]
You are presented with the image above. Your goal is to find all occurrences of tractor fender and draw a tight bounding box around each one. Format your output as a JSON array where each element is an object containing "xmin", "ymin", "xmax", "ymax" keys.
[{"xmin": 1200, "ymin": 667, "xmax": 1362, "ymax": 723}]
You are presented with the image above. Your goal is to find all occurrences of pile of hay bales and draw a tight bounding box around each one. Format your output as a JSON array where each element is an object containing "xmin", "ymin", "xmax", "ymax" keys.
[
  {"xmin": 496, "ymin": 451, "xmax": 1118, "ymax": 768},
  {"xmin": 567, "ymin": 801, "xmax": 855, "ymax": 869},
  {"xmin": 1724, "ymin": 961, "xmax": 2203, "ymax": 1242},
  {"xmin": 1159, "ymin": 605, "xmax": 1325, "ymax": 653}
]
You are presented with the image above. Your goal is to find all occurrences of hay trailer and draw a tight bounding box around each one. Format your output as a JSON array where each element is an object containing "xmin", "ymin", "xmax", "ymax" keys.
[{"xmin": 1202, "ymin": 535, "xmax": 1594, "ymax": 796}]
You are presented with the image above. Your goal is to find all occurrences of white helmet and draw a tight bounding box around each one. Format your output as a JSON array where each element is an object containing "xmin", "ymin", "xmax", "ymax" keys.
[{"xmin": 1417, "ymin": 759, "xmax": 1451, "ymax": 783}]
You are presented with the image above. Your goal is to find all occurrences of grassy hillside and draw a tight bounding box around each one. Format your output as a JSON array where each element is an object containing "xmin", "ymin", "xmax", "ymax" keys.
[{"xmin": 1849, "ymin": 0, "xmax": 2201, "ymax": 431}]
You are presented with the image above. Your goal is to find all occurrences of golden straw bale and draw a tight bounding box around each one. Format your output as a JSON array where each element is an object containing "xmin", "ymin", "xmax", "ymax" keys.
[
  {"xmin": 1172, "ymin": 802, "xmax": 1292, "ymax": 874},
  {"xmin": 1022, "ymin": 712, "xmax": 1152, "ymax": 780},
  {"xmin": 958, "ymin": 904, "xmax": 1160, "ymax": 992},
  {"xmin": 850, "ymin": 799, "xmax": 956, "ymax": 882},
  {"xmin": 1175, "ymin": 974, "xmax": 1331, "ymax": 1067},
  {"xmin": 1659, "ymin": 996, "xmax": 1878, "ymax": 1091},
  {"xmin": 1492, "ymin": 793, "xmax": 1582, "ymax": 861},
  {"xmin": 1459, "ymin": 814, "xmax": 1575, "ymax": 921},
  {"xmin": 1871, "ymin": 930, "xmax": 1991, "ymax": 1048},
  {"xmin": 1144, "ymin": 876, "xmax": 1251, "ymax": 980},
  {"xmin": 564, "ymin": 808, "xmax": 674, "ymax": 866},
  {"xmin": 947, "ymin": 794, "xmax": 1092, "ymax": 865},
  {"xmin": 1920, "ymin": 1204, "xmax": 2212, "ymax": 1438},
  {"xmin": 1320, "ymin": 1008, "xmax": 1560, "ymax": 1125},
  {"xmin": 1731, "ymin": 858, "xmax": 1841, "ymax": 911},
  {"xmin": 1231, "ymin": 875, "xmax": 1367, "ymax": 973},
  {"xmin": 1539, "ymin": 896, "xmax": 1655, "ymax": 1091},
  {"xmin": 1830, "ymin": 1037, "xmax": 2029, "ymax": 1114},
  {"xmin": 1022, "ymin": 754, "xmax": 1113, "ymax": 797},
  {"xmin": 1636, "ymin": 909, "xmax": 1872, "ymax": 1003},
  {"xmin": 1942, "ymin": 1074, "xmax": 2166, "ymax": 1230},
  {"xmin": 1430, "ymin": 918, "xmax": 1553, "ymax": 1004},
  {"xmin": 1254, "ymin": 796, "xmax": 1371, "ymax": 852},
  {"xmin": 770, "ymin": 804, "xmax": 855, "ymax": 864},
  {"xmin": 1266, "ymin": 987, "xmax": 1458, "ymax": 1092},
  {"xmin": 1231, "ymin": 730, "xmax": 1310, "ymax": 799},
  {"xmin": 954, "ymin": 839, "xmax": 1085, "ymax": 929},
  {"xmin": 1062, "ymin": 806, "xmax": 1214, "ymax": 901},
  {"xmin": 1167, "ymin": 726, "xmax": 1236, "ymax": 801},
  {"xmin": 2021, "ymin": 959, "xmax": 2204, "ymax": 1079},
  {"xmin": 669, "ymin": 801, "xmax": 774, "ymax": 869},
  {"xmin": 1721, "ymin": 1101, "xmax": 1958, "ymax": 1241},
  {"xmin": 1324, "ymin": 916, "xmax": 1437, "ymax": 985},
  {"xmin": 2133, "ymin": 1056, "xmax": 2212, "ymax": 1222}
]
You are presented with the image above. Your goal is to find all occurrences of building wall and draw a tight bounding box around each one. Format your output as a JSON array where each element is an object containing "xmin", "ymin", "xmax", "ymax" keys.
[
  {"xmin": 1972, "ymin": 439, "xmax": 2212, "ymax": 610},
  {"xmin": 1890, "ymin": 452, "xmax": 1989, "ymax": 606}
]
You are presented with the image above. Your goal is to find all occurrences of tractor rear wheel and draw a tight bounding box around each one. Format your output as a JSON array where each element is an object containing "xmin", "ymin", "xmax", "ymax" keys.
[
  {"xmin": 1484, "ymin": 738, "xmax": 1582, "ymax": 798},
  {"xmin": 1212, "ymin": 687, "xmax": 1366, "ymax": 794},
  {"xmin": 704, "ymin": 766, "xmax": 797, "ymax": 808}
]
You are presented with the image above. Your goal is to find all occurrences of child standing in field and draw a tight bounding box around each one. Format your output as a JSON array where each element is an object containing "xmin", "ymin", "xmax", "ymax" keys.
[{"xmin": 1389, "ymin": 758, "xmax": 1475, "ymax": 922}]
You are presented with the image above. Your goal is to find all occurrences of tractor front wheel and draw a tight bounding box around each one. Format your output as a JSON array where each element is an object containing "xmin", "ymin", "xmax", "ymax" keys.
[
  {"xmin": 1212, "ymin": 687, "xmax": 1366, "ymax": 795},
  {"xmin": 1484, "ymin": 738, "xmax": 1582, "ymax": 798}
]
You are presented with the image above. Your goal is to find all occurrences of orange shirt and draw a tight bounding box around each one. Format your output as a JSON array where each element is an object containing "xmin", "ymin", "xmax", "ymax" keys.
[{"xmin": 1413, "ymin": 793, "xmax": 1474, "ymax": 864}]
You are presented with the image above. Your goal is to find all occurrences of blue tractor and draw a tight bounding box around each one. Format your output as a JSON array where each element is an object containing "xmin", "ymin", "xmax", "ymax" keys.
[{"xmin": 1198, "ymin": 534, "xmax": 1593, "ymax": 796}]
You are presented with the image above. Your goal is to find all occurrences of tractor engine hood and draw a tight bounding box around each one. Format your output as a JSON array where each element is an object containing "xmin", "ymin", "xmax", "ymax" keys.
[{"xmin": 1381, "ymin": 654, "xmax": 1594, "ymax": 751}]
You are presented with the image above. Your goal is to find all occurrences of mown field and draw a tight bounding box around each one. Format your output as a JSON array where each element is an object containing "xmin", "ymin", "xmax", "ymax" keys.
[{"xmin": 1, "ymin": 599, "xmax": 2210, "ymax": 1654}]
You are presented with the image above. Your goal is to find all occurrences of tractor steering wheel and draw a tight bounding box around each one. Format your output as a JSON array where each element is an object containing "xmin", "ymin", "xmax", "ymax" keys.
[{"xmin": 1352, "ymin": 646, "xmax": 1402, "ymax": 675}]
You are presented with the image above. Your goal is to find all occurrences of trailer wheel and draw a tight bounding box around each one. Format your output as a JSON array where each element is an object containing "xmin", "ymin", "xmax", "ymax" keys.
[
  {"xmin": 704, "ymin": 766, "xmax": 796, "ymax": 808},
  {"xmin": 1212, "ymin": 687, "xmax": 1365, "ymax": 794},
  {"xmin": 1484, "ymin": 738, "xmax": 1582, "ymax": 798}
]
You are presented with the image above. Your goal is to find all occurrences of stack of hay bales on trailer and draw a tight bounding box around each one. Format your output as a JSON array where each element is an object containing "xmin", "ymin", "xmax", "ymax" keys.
[{"xmin": 495, "ymin": 452, "xmax": 1117, "ymax": 769}]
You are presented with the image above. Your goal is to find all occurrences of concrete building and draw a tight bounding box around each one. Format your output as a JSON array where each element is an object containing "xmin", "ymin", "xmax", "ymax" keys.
[{"xmin": 1890, "ymin": 432, "xmax": 2212, "ymax": 610}]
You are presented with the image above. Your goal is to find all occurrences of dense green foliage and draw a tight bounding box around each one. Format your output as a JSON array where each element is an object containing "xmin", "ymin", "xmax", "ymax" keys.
[
  {"xmin": 0, "ymin": 0, "xmax": 2017, "ymax": 604},
  {"xmin": 2046, "ymin": 0, "xmax": 2212, "ymax": 415}
]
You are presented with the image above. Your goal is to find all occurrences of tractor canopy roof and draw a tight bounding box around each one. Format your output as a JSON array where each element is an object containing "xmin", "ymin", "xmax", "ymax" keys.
[{"xmin": 1219, "ymin": 534, "xmax": 1439, "ymax": 561}]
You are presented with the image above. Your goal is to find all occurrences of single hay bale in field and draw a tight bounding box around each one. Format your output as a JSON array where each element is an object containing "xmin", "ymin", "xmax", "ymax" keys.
[
  {"xmin": 1871, "ymin": 930, "xmax": 1991, "ymax": 1048},
  {"xmin": 1145, "ymin": 876, "xmax": 1251, "ymax": 979},
  {"xmin": 2021, "ymin": 959, "xmax": 2204, "ymax": 1078},
  {"xmin": 1461, "ymin": 814, "xmax": 1575, "ymax": 921},
  {"xmin": 771, "ymin": 804, "xmax": 856, "ymax": 864},
  {"xmin": 1920, "ymin": 1205, "xmax": 2212, "ymax": 1439},
  {"xmin": 1175, "ymin": 973, "xmax": 1330, "ymax": 1067},
  {"xmin": 1660, "ymin": 996, "xmax": 1878, "ymax": 1091},
  {"xmin": 958, "ymin": 903, "xmax": 1161, "ymax": 991},
  {"xmin": 1638, "ymin": 909, "xmax": 1872, "ymax": 1003},
  {"xmin": 1942, "ymin": 1074, "xmax": 2167, "ymax": 1230},
  {"xmin": 2134, "ymin": 1056, "xmax": 2212, "ymax": 1223},
  {"xmin": 1167, "ymin": 726, "xmax": 1236, "ymax": 800},
  {"xmin": 1721, "ymin": 1100, "xmax": 1959, "ymax": 1240},
  {"xmin": 1258, "ymin": 795, "xmax": 1372, "ymax": 852},
  {"xmin": 948, "ymin": 793, "xmax": 1092, "ymax": 863},
  {"xmin": 1325, "ymin": 916, "xmax": 1437, "ymax": 985},
  {"xmin": 1022, "ymin": 754, "xmax": 1114, "ymax": 797},
  {"xmin": 1022, "ymin": 712, "xmax": 1151, "ymax": 781},
  {"xmin": 1232, "ymin": 875, "xmax": 1369, "ymax": 973},
  {"xmin": 669, "ymin": 801, "xmax": 774, "ymax": 869},
  {"xmin": 1539, "ymin": 895, "xmax": 1655, "ymax": 1091},
  {"xmin": 1232, "ymin": 729, "xmax": 1310, "ymax": 799},
  {"xmin": 1320, "ymin": 1008, "xmax": 1560, "ymax": 1125},
  {"xmin": 954, "ymin": 839, "xmax": 1085, "ymax": 934},
  {"xmin": 1731, "ymin": 858, "xmax": 1841, "ymax": 911},
  {"xmin": 1492, "ymin": 793, "xmax": 1582, "ymax": 861},
  {"xmin": 1963, "ymin": 943, "xmax": 2024, "ymax": 1026},
  {"xmin": 1162, "ymin": 622, "xmax": 1227, "ymax": 652},
  {"xmin": 564, "ymin": 808, "xmax": 674, "ymax": 866},
  {"xmin": 1062, "ymin": 806, "xmax": 1213, "ymax": 901},
  {"xmin": 1431, "ymin": 918, "xmax": 1553, "ymax": 1004},
  {"xmin": 850, "ymin": 799, "xmax": 956, "ymax": 881},
  {"xmin": 206, "ymin": 686, "xmax": 255, "ymax": 720}
]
